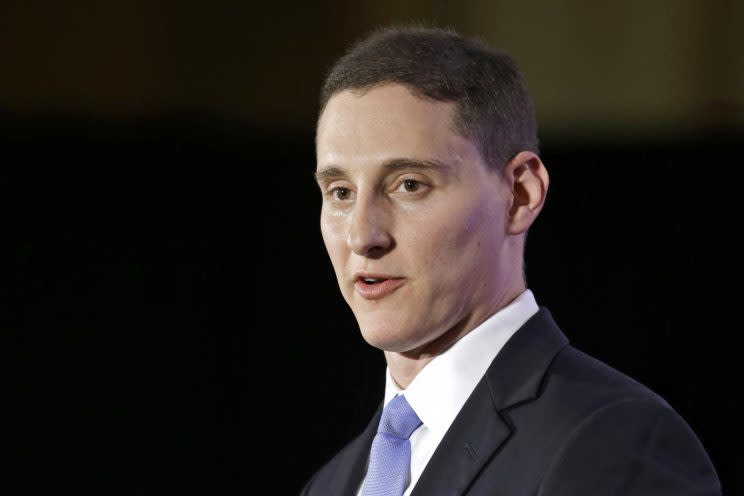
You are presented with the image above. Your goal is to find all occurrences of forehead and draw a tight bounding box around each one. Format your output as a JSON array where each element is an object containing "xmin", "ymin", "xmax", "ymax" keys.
[{"xmin": 316, "ymin": 84, "xmax": 476, "ymax": 170}]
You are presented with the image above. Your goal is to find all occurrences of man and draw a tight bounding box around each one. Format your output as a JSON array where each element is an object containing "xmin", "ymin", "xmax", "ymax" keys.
[{"xmin": 302, "ymin": 26, "xmax": 720, "ymax": 495}]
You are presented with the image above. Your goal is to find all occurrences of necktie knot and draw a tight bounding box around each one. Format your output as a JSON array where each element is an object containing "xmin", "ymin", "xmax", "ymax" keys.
[{"xmin": 378, "ymin": 394, "xmax": 422, "ymax": 440}]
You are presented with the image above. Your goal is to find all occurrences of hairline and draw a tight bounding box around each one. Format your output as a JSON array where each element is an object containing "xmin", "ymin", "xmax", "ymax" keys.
[{"xmin": 316, "ymin": 81, "xmax": 498, "ymax": 170}]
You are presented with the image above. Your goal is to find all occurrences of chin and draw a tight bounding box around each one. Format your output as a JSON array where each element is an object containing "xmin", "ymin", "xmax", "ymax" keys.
[
  {"xmin": 357, "ymin": 318, "xmax": 428, "ymax": 353},
  {"xmin": 358, "ymin": 323, "xmax": 409, "ymax": 352}
]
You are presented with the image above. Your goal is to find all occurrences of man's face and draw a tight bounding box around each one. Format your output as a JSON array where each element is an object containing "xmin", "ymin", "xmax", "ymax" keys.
[{"xmin": 315, "ymin": 84, "xmax": 516, "ymax": 355}]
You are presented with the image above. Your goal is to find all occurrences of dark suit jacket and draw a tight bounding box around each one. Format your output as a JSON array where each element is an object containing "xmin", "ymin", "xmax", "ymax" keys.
[{"xmin": 301, "ymin": 308, "xmax": 721, "ymax": 495}]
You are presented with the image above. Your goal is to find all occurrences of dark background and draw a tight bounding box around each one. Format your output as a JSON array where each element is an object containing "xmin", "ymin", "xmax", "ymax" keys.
[
  {"xmin": 5, "ymin": 1, "xmax": 742, "ymax": 495},
  {"xmin": 9, "ymin": 120, "xmax": 741, "ymax": 495}
]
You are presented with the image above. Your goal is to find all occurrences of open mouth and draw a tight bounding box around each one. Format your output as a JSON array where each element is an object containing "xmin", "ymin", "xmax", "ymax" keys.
[{"xmin": 353, "ymin": 275, "xmax": 405, "ymax": 299}]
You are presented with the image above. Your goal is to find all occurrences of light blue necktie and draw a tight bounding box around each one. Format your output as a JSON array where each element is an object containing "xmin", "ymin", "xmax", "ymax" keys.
[{"xmin": 362, "ymin": 394, "xmax": 423, "ymax": 496}]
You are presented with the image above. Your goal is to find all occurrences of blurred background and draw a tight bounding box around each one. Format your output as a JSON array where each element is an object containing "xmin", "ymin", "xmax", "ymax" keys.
[{"xmin": 6, "ymin": 1, "xmax": 741, "ymax": 494}]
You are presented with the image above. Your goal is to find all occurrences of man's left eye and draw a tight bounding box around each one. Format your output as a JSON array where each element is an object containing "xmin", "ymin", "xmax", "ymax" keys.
[{"xmin": 399, "ymin": 179, "xmax": 422, "ymax": 192}]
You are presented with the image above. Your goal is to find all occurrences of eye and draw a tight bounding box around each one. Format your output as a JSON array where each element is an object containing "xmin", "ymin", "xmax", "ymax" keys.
[
  {"xmin": 404, "ymin": 179, "xmax": 420, "ymax": 192},
  {"xmin": 330, "ymin": 187, "xmax": 352, "ymax": 201},
  {"xmin": 395, "ymin": 178, "xmax": 426, "ymax": 193}
]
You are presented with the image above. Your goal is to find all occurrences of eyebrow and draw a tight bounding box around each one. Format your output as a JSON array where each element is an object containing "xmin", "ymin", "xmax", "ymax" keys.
[{"xmin": 314, "ymin": 157, "xmax": 452, "ymax": 183}]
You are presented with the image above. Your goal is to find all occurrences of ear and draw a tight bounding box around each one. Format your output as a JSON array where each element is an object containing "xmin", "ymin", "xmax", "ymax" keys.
[{"xmin": 503, "ymin": 151, "xmax": 549, "ymax": 235}]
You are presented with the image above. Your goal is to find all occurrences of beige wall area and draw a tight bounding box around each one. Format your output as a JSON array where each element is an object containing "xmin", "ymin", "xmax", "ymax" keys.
[{"xmin": 1, "ymin": 0, "xmax": 741, "ymax": 138}]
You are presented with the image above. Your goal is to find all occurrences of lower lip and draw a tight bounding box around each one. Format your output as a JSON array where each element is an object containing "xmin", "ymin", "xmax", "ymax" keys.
[{"xmin": 354, "ymin": 278, "xmax": 406, "ymax": 300}]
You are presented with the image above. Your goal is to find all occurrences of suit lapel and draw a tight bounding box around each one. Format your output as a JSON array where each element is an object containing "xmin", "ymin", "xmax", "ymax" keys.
[
  {"xmin": 410, "ymin": 378, "xmax": 511, "ymax": 496},
  {"xmin": 411, "ymin": 308, "xmax": 569, "ymax": 495},
  {"xmin": 335, "ymin": 403, "xmax": 381, "ymax": 495}
]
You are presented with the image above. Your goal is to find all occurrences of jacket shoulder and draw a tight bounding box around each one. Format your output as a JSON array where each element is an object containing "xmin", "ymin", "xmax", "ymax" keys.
[{"xmin": 533, "ymin": 346, "xmax": 721, "ymax": 495}]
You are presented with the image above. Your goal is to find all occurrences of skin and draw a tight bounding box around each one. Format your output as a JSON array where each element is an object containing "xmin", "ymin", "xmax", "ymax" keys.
[{"xmin": 315, "ymin": 84, "xmax": 549, "ymax": 388}]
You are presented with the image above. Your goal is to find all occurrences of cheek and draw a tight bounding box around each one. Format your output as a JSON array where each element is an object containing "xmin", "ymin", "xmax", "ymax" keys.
[
  {"xmin": 414, "ymin": 200, "xmax": 500, "ymax": 280},
  {"xmin": 434, "ymin": 204, "xmax": 492, "ymax": 253},
  {"xmin": 320, "ymin": 215, "xmax": 348, "ymax": 269}
]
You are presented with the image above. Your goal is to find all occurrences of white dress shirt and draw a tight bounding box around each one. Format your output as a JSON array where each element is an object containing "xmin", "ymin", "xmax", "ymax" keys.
[{"xmin": 357, "ymin": 289, "xmax": 539, "ymax": 495}]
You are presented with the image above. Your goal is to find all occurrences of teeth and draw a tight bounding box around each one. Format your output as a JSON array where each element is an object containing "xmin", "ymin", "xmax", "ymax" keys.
[{"xmin": 363, "ymin": 278, "xmax": 380, "ymax": 283}]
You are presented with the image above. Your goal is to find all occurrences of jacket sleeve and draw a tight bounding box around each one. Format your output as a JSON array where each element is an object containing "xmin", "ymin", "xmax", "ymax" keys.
[{"xmin": 538, "ymin": 397, "xmax": 721, "ymax": 495}]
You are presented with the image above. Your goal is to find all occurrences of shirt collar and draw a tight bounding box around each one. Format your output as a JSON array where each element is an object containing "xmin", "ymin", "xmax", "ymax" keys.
[{"xmin": 383, "ymin": 289, "xmax": 539, "ymax": 437}]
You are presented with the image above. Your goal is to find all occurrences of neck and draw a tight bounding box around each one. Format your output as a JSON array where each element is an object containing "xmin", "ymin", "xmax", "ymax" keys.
[{"xmin": 384, "ymin": 283, "xmax": 526, "ymax": 389}]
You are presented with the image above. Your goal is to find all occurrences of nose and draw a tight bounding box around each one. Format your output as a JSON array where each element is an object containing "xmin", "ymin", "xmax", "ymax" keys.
[{"xmin": 347, "ymin": 196, "xmax": 394, "ymax": 258}]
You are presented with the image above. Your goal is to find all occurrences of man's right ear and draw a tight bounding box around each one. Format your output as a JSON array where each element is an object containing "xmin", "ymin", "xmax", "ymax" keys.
[{"xmin": 504, "ymin": 151, "xmax": 549, "ymax": 235}]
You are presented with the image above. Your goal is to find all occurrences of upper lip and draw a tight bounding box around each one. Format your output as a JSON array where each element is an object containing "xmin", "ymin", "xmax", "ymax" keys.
[{"xmin": 353, "ymin": 271, "xmax": 402, "ymax": 282}]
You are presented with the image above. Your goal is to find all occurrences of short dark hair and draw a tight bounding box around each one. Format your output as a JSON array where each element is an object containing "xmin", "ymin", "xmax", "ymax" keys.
[{"xmin": 319, "ymin": 25, "xmax": 539, "ymax": 170}]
